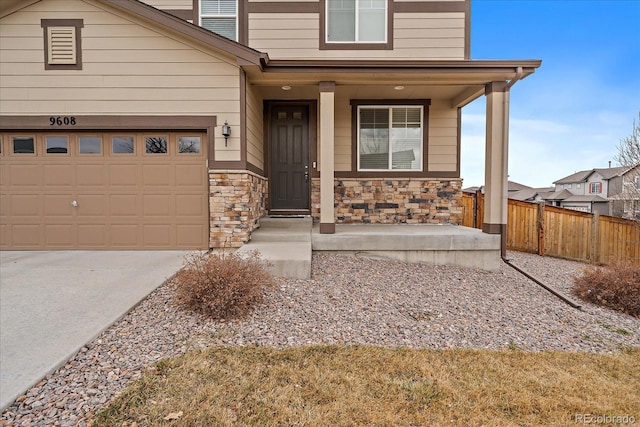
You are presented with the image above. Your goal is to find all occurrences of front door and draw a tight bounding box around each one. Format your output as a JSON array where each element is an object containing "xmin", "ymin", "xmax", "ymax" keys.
[{"xmin": 270, "ymin": 105, "xmax": 310, "ymax": 212}]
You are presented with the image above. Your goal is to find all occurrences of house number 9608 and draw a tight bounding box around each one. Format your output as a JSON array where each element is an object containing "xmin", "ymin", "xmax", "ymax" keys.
[{"xmin": 49, "ymin": 116, "xmax": 76, "ymax": 126}]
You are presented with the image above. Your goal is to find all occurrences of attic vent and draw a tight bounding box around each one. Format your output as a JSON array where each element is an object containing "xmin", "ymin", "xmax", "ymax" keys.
[
  {"xmin": 48, "ymin": 27, "xmax": 76, "ymax": 64},
  {"xmin": 41, "ymin": 19, "xmax": 83, "ymax": 70}
]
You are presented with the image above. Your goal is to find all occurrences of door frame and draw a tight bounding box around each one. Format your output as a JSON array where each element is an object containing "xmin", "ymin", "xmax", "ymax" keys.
[{"xmin": 264, "ymin": 100, "xmax": 317, "ymax": 214}]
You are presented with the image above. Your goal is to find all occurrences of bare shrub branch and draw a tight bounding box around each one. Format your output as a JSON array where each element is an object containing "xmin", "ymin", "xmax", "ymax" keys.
[{"xmin": 174, "ymin": 251, "xmax": 277, "ymax": 320}]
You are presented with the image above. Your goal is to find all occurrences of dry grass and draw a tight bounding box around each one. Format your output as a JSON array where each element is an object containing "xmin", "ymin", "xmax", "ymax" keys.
[
  {"xmin": 573, "ymin": 260, "xmax": 640, "ymax": 318},
  {"xmin": 91, "ymin": 346, "xmax": 640, "ymax": 426}
]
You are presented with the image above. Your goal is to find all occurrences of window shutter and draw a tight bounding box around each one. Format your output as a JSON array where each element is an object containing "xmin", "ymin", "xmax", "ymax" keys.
[{"xmin": 47, "ymin": 26, "xmax": 76, "ymax": 65}]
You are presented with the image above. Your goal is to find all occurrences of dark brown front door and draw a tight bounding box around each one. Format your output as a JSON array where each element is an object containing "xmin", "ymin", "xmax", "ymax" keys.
[{"xmin": 270, "ymin": 105, "xmax": 310, "ymax": 211}]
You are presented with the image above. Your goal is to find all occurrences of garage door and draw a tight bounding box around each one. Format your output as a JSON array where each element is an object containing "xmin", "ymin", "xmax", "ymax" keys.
[{"xmin": 0, "ymin": 132, "xmax": 209, "ymax": 249}]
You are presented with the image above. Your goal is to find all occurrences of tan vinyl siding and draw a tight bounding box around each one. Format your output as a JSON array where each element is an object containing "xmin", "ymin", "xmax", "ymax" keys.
[
  {"xmin": 0, "ymin": 0, "xmax": 241, "ymax": 160},
  {"xmin": 427, "ymin": 100, "xmax": 458, "ymax": 172},
  {"xmin": 333, "ymin": 91, "xmax": 352, "ymax": 172},
  {"xmin": 248, "ymin": 12, "xmax": 465, "ymax": 60},
  {"xmin": 245, "ymin": 81, "xmax": 264, "ymax": 171},
  {"xmin": 139, "ymin": 0, "xmax": 193, "ymax": 9}
]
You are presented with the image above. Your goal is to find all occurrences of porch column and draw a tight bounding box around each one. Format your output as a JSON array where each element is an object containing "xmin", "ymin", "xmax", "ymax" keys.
[
  {"xmin": 483, "ymin": 81, "xmax": 509, "ymax": 255},
  {"xmin": 319, "ymin": 81, "xmax": 336, "ymax": 233}
]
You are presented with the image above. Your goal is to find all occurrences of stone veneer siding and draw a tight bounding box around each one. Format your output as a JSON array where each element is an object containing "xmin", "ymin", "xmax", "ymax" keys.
[
  {"xmin": 311, "ymin": 178, "xmax": 463, "ymax": 224},
  {"xmin": 209, "ymin": 170, "xmax": 267, "ymax": 248}
]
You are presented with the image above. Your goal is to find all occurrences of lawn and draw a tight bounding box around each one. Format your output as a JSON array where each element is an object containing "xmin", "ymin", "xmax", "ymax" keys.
[{"xmin": 91, "ymin": 345, "xmax": 639, "ymax": 426}]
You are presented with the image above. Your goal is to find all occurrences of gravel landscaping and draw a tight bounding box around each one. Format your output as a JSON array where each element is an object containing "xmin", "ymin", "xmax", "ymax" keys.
[{"xmin": 2, "ymin": 251, "xmax": 639, "ymax": 426}]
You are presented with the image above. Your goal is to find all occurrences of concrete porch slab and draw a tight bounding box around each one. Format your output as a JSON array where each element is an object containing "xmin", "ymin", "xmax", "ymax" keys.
[{"xmin": 311, "ymin": 224, "xmax": 502, "ymax": 271}]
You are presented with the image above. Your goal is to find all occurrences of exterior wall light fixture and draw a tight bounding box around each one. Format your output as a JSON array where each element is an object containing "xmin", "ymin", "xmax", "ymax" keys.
[{"xmin": 222, "ymin": 121, "xmax": 231, "ymax": 146}]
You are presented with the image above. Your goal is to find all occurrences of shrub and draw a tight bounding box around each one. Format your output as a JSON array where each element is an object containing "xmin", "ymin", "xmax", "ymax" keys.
[
  {"xmin": 573, "ymin": 261, "xmax": 640, "ymax": 317},
  {"xmin": 174, "ymin": 251, "xmax": 277, "ymax": 320}
]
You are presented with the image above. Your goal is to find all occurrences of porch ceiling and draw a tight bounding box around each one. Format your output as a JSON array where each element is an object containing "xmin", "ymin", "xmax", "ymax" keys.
[{"xmin": 245, "ymin": 59, "xmax": 541, "ymax": 107}]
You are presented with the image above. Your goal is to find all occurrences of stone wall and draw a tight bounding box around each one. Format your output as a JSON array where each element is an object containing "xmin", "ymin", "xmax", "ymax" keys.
[
  {"xmin": 311, "ymin": 178, "xmax": 463, "ymax": 224},
  {"xmin": 209, "ymin": 171, "xmax": 267, "ymax": 247}
]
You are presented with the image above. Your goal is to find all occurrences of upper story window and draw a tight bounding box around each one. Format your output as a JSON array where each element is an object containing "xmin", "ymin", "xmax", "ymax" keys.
[
  {"xmin": 357, "ymin": 105, "xmax": 423, "ymax": 171},
  {"xmin": 327, "ymin": 0, "xmax": 387, "ymax": 43},
  {"xmin": 589, "ymin": 182, "xmax": 602, "ymax": 194},
  {"xmin": 200, "ymin": 0, "xmax": 237, "ymax": 41}
]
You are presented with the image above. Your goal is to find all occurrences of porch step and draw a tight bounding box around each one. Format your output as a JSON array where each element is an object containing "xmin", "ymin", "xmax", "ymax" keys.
[{"xmin": 236, "ymin": 216, "xmax": 312, "ymax": 279}]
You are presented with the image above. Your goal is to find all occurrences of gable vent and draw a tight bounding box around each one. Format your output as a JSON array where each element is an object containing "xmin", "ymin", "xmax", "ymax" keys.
[{"xmin": 47, "ymin": 26, "xmax": 76, "ymax": 64}]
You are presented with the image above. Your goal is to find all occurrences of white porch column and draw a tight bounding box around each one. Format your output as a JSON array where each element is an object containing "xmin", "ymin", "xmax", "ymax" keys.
[
  {"xmin": 483, "ymin": 81, "xmax": 509, "ymax": 255},
  {"xmin": 319, "ymin": 81, "xmax": 336, "ymax": 233}
]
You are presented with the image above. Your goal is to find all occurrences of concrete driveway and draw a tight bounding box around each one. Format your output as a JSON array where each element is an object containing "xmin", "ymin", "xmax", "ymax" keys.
[{"xmin": 0, "ymin": 250, "xmax": 191, "ymax": 411}]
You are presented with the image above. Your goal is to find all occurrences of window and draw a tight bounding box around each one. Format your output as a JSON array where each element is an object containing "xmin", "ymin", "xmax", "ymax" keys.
[
  {"xmin": 45, "ymin": 136, "xmax": 68, "ymax": 153},
  {"xmin": 41, "ymin": 19, "xmax": 83, "ymax": 70},
  {"xmin": 12, "ymin": 137, "xmax": 35, "ymax": 154},
  {"xmin": 145, "ymin": 136, "xmax": 167, "ymax": 154},
  {"xmin": 112, "ymin": 136, "xmax": 134, "ymax": 154},
  {"xmin": 635, "ymin": 175, "xmax": 640, "ymax": 189},
  {"xmin": 357, "ymin": 105, "xmax": 423, "ymax": 171},
  {"xmin": 200, "ymin": 0, "xmax": 237, "ymax": 41},
  {"xmin": 326, "ymin": 0, "xmax": 387, "ymax": 43},
  {"xmin": 178, "ymin": 136, "xmax": 201, "ymax": 154},
  {"xmin": 589, "ymin": 182, "xmax": 602, "ymax": 194},
  {"xmin": 79, "ymin": 136, "xmax": 102, "ymax": 154},
  {"xmin": 576, "ymin": 183, "xmax": 581, "ymax": 189}
]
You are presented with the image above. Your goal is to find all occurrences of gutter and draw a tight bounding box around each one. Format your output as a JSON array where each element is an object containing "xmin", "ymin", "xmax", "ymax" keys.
[{"xmin": 499, "ymin": 67, "xmax": 582, "ymax": 310}]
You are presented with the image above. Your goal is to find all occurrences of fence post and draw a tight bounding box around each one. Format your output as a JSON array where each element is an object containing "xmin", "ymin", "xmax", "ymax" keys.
[
  {"xmin": 537, "ymin": 202, "xmax": 545, "ymax": 256},
  {"xmin": 590, "ymin": 211, "xmax": 600, "ymax": 264},
  {"xmin": 475, "ymin": 189, "xmax": 483, "ymax": 229}
]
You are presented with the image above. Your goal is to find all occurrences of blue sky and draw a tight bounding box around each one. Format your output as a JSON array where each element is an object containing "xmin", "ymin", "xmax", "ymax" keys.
[{"xmin": 460, "ymin": 0, "xmax": 640, "ymax": 188}]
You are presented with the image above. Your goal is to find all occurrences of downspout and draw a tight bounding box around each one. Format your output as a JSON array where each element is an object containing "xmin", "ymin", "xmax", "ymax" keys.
[{"xmin": 499, "ymin": 67, "xmax": 582, "ymax": 310}]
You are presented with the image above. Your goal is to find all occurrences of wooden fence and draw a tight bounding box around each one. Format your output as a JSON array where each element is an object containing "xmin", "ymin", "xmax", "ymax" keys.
[{"xmin": 461, "ymin": 192, "xmax": 640, "ymax": 264}]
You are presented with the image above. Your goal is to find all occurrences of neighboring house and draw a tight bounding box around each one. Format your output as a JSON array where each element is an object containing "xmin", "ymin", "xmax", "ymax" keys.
[
  {"xmin": 546, "ymin": 165, "xmax": 640, "ymax": 218},
  {"xmin": 0, "ymin": 0, "xmax": 541, "ymax": 250},
  {"xmin": 463, "ymin": 181, "xmax": 554, "ymax": 202}
]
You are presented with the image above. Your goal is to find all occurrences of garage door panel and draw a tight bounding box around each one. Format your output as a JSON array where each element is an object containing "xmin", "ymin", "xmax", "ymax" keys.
[
  {"xmin": 77, "ymin": 164, "xmax": 107, "ymax": 187},
  {"xmin": 176, "ymin": 224, "xmax": 207, "ymax": 248},
  {"xmin": 0, "ymin": 224, "xmax": 9, "ymax": 248},
  {"xmin": 0, "ymin": 163, "xmax": 10, "ymax": 188},
  {"xmin": 110, "ymin": 165, "xmax": 139, "ymax": 187},
  {"xmin": 44, "ymin": 194, "xmax": 73, "ymax": 216},
  {"xmin": 45, "ymin": 224, "xmax": 75, "ymax": 247},
  {"xmin": 110, "ymin": 194, "xmax": 138, "ymax": 216},
  {"xmin": 143, "ymin": 194, "xmax": 172, "ymax": 216},
  {"xmin": 143, "ymin": 224, "xmax": 172, "ymax": 247},
  {"xmin": 11, "ymin": 224, "xmax": 41, "ymax": 247},
  {"xmin": 142, "ymin": 164, "xmax": 171, "ymax": 186},
  {"xmin": 0, "ymin": 193, "xmax": 8, "ymax": 217},
  {"xmin": 176, "ymin": 164, "xmax": 205, "ymax": 187},
  {"xmin": 110, "ymin": 224, "xmax": 140, "ymax": 247},
  {"xmin": 78, "ymin": 224, "xmax": 107, "ymax": 248},
  {"xmin": 11, "ymin": 194, "xmax": 40, "ymax": 216},
  {"xmin": 176, "ymin": 194, "xmax": 205, "ymax": 216},
  {"xmin": 77, "ymin": 194, "xmax": 107, "ymax": 217},
  {"xmin": 43, "ymin": 164, "xmax": 73, "ymax": 187},
  {"xmin": 10, "ymin": 164, "xmax": 41, "ymax": 187}
]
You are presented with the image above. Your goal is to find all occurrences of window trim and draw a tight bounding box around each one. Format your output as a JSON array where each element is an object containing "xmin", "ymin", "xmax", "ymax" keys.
[
  {"xmin": 589, "ymin": 182, "xmax": 602, "ymax": 194},
  {"xmin": 41, "ymin": 19, "xmax": 83, "ymax": 70},
  {"xmin": 350, "ymin": 99, "xmax": 430, "ymax": 177},
  {"xmin": 320, "ymin": 0, "xmax": 393, "ymax": 50},
  {"xmin": 199, "ymin": 0, "xmax": 238, "ymax": 42}
]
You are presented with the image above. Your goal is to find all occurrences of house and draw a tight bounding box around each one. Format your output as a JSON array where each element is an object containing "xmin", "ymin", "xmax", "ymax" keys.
[
  {"xmin": 0, "ymin": 0, "xmax": 541, "ymax": 251},
  {"xmin": 546, "ymin": 165, "xmax": 640, "ymax": 217}
]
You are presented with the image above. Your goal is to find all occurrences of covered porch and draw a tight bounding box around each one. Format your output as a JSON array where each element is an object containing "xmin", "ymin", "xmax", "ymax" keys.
[{"xmin": 237, "ymin": 216, "xmax": 501, "ymax": 279}]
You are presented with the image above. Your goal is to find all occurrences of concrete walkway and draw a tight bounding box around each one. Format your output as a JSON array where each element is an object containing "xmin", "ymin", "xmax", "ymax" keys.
[{"xmin": 0, "ymin": 251, "xmax": 190, "ymax": 411}]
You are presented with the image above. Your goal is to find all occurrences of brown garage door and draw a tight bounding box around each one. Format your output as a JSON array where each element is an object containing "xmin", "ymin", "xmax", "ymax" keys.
[{"xmin": 0, "ymin": 132, "xmax": 209, "ymax": 249}]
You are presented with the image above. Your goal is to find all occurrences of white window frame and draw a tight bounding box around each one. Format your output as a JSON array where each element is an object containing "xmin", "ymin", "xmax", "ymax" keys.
[
  {"xmin": 199, "ymin": 0, "xmax": 238, "ymax": 41},
  {"xmin": 356, "ymin": 105, "xmax": 423, "ymax": 172},
  {"xmin": 589, "ymin": 182, "xmax": 602, "ymax": 194},
  {"xmin": 325, "ymin": 0, "xmax": 388, "ymax": 44}
]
